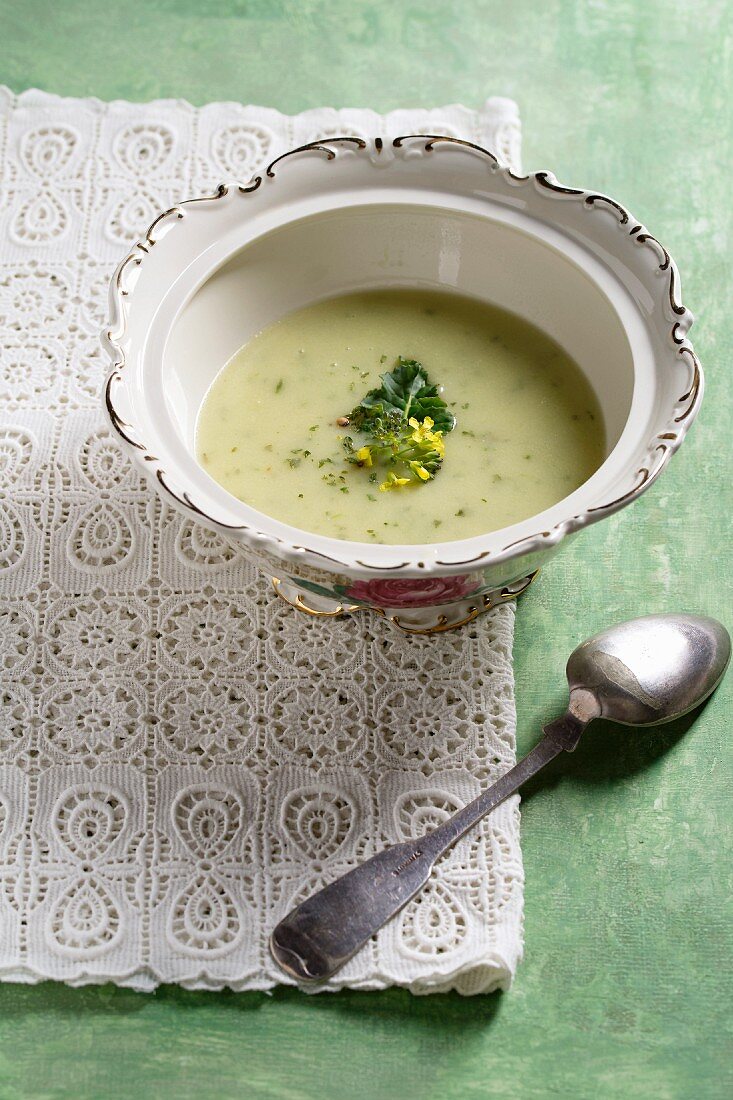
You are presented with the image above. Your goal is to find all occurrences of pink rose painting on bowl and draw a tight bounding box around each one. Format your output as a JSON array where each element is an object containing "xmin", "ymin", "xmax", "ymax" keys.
[{"xmin": 344, "ymin": 574, "xmax": 480, "ymax": 609}]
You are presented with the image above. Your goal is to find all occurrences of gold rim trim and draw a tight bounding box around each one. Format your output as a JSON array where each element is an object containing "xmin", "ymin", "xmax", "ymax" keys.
[
  {"xmin": 271, "ymin": 577, "xmax": 361, "ymax": 617},
  {"xmin": 271, "ymin": 571, "xmax": 539, "ymax": 633},
  {"xmin": 390, "ymin": 571, "xmax": 539, "ymax": 634}
]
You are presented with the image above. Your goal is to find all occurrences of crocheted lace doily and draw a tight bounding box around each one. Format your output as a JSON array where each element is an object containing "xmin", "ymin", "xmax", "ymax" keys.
[{"xmin": 0, "ymin": 88, "xmax": 523, "ymax": 994}]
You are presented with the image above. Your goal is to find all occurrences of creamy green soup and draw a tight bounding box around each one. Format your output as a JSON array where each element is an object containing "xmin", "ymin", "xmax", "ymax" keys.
[{"xmin": 196, "ymin": 290, "xmax": 604, "ymax": 544}]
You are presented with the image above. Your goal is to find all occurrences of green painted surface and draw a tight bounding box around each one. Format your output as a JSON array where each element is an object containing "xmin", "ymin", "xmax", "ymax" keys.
[{"xmin": 1, "ymin": 1, "xmax": 731, "ymax": 1096}]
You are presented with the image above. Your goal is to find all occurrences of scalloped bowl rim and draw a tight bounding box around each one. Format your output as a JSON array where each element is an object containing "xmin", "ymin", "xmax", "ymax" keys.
[{"xmin": 102, "ymin": 135, "xmax": 702, "ymax": 579}]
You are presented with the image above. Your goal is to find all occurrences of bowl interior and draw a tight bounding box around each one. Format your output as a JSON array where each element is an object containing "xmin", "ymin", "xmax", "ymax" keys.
[{"xmin": 163, "ymin": 203, "xmax": 635, "ymax": 459}]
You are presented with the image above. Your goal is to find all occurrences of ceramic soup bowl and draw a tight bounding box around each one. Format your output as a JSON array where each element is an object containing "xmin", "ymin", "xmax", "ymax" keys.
[{"xmin": 102, "ymin": 135, "xmax": 702, "ymax": 632}]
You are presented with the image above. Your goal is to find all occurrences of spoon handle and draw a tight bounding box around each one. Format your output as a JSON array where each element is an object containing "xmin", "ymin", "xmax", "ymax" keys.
[{"xmin": 270, "ymin": 717, "xmax": 583, "ymax": 983}]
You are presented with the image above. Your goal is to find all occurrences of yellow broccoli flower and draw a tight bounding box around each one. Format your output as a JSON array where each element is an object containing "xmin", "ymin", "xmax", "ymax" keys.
[
  {"xmin": 408, "ymin": 415, "xmax": 433, "ymax": 440},
  {"xmin": 379, "ymin": 471, "xmax": 411, "ymax": 492},
  {"xmin": 409, "ymin": 461, "xmax": 431, "ymax": 481},
  {"xmin": 354, "ymin": 445, "xmax": 373, "ymax": 467},
  {"xmin": 408, "ymin": 415, "xmax": 445, "ymax": 457}
]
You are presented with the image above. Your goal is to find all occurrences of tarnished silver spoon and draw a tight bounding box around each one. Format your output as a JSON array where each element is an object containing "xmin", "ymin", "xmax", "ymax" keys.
[{"xmin": 270, "ymin": 613, "xmax": 730, "ymax": 983}]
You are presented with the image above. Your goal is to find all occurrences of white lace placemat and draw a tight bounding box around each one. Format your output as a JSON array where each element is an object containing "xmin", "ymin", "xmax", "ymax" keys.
[{"xmin": 0, "ymin": 87, "xmax": 524, "ymax": 995}]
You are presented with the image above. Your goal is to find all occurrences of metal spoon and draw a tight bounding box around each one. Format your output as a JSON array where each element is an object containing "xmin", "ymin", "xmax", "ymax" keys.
[{"xmin": 270, "ymin": 613, "xmax": 730, "ymax": 983}]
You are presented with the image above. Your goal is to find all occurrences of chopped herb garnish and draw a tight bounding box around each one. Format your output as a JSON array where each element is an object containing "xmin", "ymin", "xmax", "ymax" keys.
[
  {"xmin": 287, "ymin": 457, "xmax": 300, "ymax": 468},
  {"xmin": 433, "ymin": 519, "xmax": 442, "ymax": 528},
  {"xmin": 309, "ymin": 425, "xmax": 319, "ymax": 432},
  {"xmin": 455, "ymin": 508, "xmax": 465, "ymax": 517},
  {"xmin": 367, "ymin": 493, "xmax": 376, "ymax": 502},
  {"xmin": 275, "ymin": 379, "xmax": 284, "ymax": 393}
]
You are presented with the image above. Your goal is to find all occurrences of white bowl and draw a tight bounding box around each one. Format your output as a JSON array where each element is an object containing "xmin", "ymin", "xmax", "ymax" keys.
[{"xmin": 102, "ymin": 135, "xmax": 702, "ymax": 632}]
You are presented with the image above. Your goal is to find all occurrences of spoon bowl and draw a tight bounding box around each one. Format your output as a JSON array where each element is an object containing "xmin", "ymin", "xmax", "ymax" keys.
[{"xmin": 566, "ymin": 613, "xmax": 731, "ymax": 727}]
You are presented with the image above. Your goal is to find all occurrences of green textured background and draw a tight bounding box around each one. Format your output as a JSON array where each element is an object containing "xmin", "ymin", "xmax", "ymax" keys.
[{"xmin": 1, "ymin": 1, "xmax": 732, "ymax": 1097}]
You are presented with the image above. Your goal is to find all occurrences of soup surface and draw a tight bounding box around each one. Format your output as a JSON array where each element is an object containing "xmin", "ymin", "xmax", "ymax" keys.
[{"xmin": 196, "ymin": 290, "xmax": 604, "ymax": 544}]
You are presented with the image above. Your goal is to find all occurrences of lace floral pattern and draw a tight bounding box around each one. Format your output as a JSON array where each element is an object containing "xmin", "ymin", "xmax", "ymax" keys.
[{"xmin": 0, "ymin": 87, "xmax": 524, "ymax": 994}]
